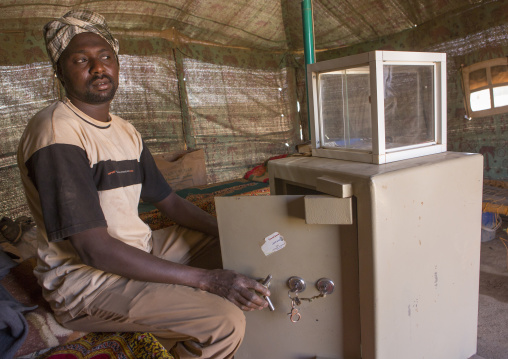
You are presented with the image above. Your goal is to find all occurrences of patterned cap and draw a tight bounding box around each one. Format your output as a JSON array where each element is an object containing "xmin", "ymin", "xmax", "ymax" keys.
[{"xmin": 43, "ymin": 10, "xmax": 119, "ymax": 69}]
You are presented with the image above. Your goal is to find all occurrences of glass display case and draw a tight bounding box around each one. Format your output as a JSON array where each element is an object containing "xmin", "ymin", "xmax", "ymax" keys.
[{"xmin": 307, "ymin": 51, "xmax": 447, "ymax": 164}]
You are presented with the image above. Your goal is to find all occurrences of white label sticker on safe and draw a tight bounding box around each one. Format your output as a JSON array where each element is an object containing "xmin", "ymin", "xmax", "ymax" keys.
[{"xmin": 261, "ymin": 232, "xmax": 286, "ymax": 256}]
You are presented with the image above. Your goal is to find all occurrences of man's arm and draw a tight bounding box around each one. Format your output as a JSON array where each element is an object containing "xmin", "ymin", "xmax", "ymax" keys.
[
  {"xmin": 69, "ymin": 227, "xmax": 270, "ymax": 311},
  {"xmin": 154, "ymin": 191, "xmax": 219, "ymax": 237}
]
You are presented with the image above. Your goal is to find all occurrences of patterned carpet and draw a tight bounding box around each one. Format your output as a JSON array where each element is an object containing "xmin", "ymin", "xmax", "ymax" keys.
[
  {"xmin": 483, "ymin": 180, "xmax": 508, "ymax": 216},
  {"xmin": 140, "ymin": 178, "xmax": 270, "ymax": 230},
  {"xmin": 36, "ymin": 332, "xmax": 173, "ymax": 359}
]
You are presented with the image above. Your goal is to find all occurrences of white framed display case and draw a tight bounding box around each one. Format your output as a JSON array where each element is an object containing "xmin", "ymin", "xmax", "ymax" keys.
[{"xmin": 307, "ymin": 50, "xmax": 447, "ymax": 164}]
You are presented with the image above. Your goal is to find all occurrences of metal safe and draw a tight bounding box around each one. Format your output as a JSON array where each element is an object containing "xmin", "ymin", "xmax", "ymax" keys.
[{"xmin": 216, "ymin": 152, "xmax": 483, "ymax": 359}]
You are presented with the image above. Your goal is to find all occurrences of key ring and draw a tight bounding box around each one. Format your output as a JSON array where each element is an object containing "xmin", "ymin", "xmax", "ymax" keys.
[{"xmin": 290, "ymin": 308, "xmax": 301, "ymax": 323}]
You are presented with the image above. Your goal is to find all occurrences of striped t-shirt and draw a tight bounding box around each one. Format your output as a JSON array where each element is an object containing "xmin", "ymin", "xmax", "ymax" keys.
[{"xmin": 17, "ymin": 98, "xmax": 172, "ymax": 320}]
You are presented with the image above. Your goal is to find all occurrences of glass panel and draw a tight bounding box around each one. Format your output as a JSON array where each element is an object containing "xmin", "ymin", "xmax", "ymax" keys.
[
  {"xmin": 469, "ymin": 68, "xmax": 488, "ymax": 90},
  {"xmin": 319, "ymin": 66, "xmax": 371, "ymax": 151},
  {"xmin": 470, "ymin": 89, "xmax": 491, "ymax": 111},
  {"xmin": 491, "ymin": 65, "xmax": 508, "ymax": 85},
  {"xmin": 493, "ymin": 86, "xmax": 508, "ymax": 107},
  {"xmin": 383, "ymin": 64, "xmax": 435, "ymax": 150}
]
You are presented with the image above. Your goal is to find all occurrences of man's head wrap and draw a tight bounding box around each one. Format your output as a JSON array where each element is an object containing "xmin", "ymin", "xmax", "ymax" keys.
[{"xmin": 43, "ymin": 9, "xmax": 119, "ymax": 70}]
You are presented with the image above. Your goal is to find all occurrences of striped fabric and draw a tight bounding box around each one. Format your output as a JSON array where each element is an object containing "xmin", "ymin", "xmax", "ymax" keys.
[{"xmin": 43, "ymin": 9, "xmax": 119, "ymax": 69}]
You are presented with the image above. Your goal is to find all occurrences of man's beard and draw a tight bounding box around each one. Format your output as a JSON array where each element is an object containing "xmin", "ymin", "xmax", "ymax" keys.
[{"xmin": 84, "ymin": 75, "xmax": 118, "ymax": 103}]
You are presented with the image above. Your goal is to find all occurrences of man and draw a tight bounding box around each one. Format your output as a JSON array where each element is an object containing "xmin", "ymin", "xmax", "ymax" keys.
[{"xmin": 17, "ymin": 10, "xmax": 269, "ymax": 359}]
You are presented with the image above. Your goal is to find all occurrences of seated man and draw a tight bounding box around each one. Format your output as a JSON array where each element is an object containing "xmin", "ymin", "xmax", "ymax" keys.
[{"xmin": 17, "ymin": 10, "xmax": 269, "ymax": 359}]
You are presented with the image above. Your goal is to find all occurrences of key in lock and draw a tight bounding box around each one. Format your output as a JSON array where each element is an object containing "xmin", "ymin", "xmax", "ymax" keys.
[
  {"xmin": 260, "ymin": 274, "xmax": 275, "ymax": 311},
  {"xmin": 287, "ymin": 276, "xmax": 306, "ymax": 293}
]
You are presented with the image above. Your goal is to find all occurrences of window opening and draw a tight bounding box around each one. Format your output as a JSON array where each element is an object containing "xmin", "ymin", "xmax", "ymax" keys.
[{"xmin": 461, "ymin": 58, "xmax": 508, "ymax": 119}]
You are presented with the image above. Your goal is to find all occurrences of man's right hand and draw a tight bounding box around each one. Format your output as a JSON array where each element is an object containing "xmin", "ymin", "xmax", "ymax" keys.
[
  {"xmin": 70, "ymin": 227, "xmax": 271, "ymax": 312},
  {"xmin": 201, "ymin": 269, "xmax": 271, "ymax": 311}
]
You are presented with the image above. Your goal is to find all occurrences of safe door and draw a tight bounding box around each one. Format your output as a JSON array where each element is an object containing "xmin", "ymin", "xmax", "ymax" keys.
[{"xmin": 216, "ymin": 195, "xmax": 361, "ymax": 359}]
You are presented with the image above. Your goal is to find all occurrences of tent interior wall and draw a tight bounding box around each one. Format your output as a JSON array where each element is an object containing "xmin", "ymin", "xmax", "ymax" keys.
[{"xmin": 1, "ymin": 0, "xmax": 507, "ymax": 219}]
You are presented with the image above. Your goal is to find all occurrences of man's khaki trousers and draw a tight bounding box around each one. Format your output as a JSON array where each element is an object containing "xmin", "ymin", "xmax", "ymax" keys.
[{"xmin": 59, "ymin": 225, "xmax": 246, "ymax": 359}]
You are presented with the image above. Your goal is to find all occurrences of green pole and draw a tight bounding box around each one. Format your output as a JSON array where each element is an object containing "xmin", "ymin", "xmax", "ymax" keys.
[{"xmin": 301, "ymin": 0, "xmax": 315, "ymax": 140}]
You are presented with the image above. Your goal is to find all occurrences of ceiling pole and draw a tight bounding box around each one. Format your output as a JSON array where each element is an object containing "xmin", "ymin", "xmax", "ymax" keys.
[{"xmin": 301, "ymin": 0, "xmax": 315, "ymax": 140}]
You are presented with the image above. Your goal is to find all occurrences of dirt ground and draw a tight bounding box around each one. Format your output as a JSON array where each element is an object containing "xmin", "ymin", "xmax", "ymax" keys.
[{"xmin": 476, "ymin": 215, "xmax": 508, "ymax": 359}]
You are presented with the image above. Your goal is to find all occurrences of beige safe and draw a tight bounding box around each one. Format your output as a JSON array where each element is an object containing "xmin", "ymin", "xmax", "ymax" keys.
[{"xmin": 216, "ymin": 152, "xmax": 483, "ymax": 359}]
